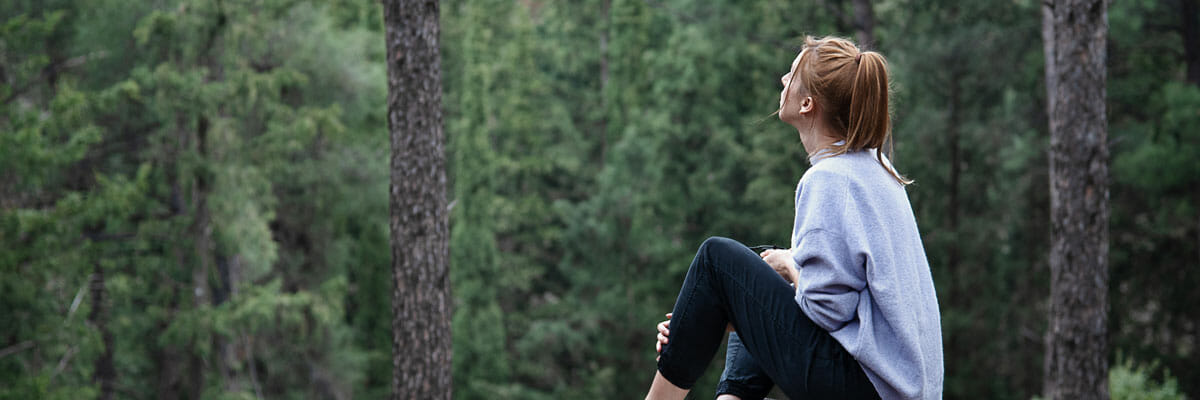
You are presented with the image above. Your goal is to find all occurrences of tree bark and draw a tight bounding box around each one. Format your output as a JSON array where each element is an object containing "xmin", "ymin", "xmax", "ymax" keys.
[
  {"xmin": 599, "ymin": 0, "xmax": 611, "ymax": 163},
  {"xmin": 1181, "ymin": 0, "xmax": 1199, "ymax": 86},
  {"xmin": 188, "ymin": 115, "xmax": 214, "ymax": 400},
  {"xmin": 818, "ymin": 0, "xmax": 853, "ymax": 35},
  {"xmin": 851, "ymin": 0, "xmax": 876, "ymax": 48},
  {"xmin": 89, "ymin": 263, "xmax": 115, "ymax": 400},
  {"xmin": 1041, "ymin": 1, "xmax": 1109, "ymax": 399},
  {"xmin": 947, "ymin": 69, "xmax": 961, "ymax": 287},
  {"xmin": 381, "ymin": 0, "xmax": 452, "ymax": 399}
]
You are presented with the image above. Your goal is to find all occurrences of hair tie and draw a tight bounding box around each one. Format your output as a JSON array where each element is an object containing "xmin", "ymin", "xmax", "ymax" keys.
[{"xmin": 855, "ymin": 53, "xmax": 863, "ymax": 63}]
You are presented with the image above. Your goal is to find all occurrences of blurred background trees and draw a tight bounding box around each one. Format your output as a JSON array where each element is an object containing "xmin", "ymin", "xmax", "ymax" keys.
[{"xmin": 1, "ymin": 0, "xmax": 1196, "ymax": 399}]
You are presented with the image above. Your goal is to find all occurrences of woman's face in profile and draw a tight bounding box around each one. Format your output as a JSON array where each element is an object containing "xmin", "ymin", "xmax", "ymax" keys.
[{"xmin": 779, "ymin": 49, "xmax": 806, "ymax": 122}]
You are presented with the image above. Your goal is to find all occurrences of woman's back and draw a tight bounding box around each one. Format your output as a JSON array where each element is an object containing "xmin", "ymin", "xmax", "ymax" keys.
[{"xmin": 791, "ymin": 149, "xmax": 944, "ymax": 399}]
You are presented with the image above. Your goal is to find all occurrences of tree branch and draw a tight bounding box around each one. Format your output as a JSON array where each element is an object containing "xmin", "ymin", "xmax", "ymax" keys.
[
  {"xmin": 49, "ymin": 345, "xmax": 78, "ymax": 384},
  {"xmin": 0, "ymin": 340, "xmax": 34, "ymax": 359},
  {"xmin": 2, "ymin": 51, "xmax": 106, "ymax": 106}
]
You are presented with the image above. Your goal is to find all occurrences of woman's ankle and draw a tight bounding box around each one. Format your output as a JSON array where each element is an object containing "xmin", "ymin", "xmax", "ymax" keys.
[{"xmin": 645, "ymin": 370, "xmax": 689, "ymax": 400}]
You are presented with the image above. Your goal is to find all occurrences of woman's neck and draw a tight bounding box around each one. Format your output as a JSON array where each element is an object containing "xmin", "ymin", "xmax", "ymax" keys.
[{"xmin": 796, "ymin": 120, "xmax": 841, "ymax": 156}]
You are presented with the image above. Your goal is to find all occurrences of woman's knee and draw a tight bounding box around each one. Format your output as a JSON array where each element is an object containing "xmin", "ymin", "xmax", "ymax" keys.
[
  {"xmin": 700, "ymin": 236, "xmax": 740, "ymax": 256},
  {"xmin": 698, "ymin": 236, "xmax": 747, "ymax": 272}
]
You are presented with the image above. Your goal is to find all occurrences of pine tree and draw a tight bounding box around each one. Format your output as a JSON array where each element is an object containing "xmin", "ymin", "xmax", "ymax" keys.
[
  {"xmin": 1042, "ymin": 0, "xmax": 1110, "ymax": 398},
  {"xmin": 381, "ymin": 0, "xmax": 452, "ymax": 398}
]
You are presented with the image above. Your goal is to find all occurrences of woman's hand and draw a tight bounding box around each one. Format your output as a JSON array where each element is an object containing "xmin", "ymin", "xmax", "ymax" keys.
[
  {"xmin": 655, "ymin": 313, "xmax": 671, "ymax": 361},
  {"xmin": 760, "ymin": 248, "xmax": 797, "ymax": 284},
  {"xmin": 655, "ymin": 313, "xmax": 735, "ymax": 361}
]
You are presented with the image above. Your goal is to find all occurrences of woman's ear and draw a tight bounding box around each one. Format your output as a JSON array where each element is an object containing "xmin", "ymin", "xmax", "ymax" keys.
[{"xmin": 799, "ymin": 96, "xmax": 815, "ymax": 115}]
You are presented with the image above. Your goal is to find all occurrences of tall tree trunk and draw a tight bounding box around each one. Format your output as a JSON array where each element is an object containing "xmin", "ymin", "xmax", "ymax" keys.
[
  {"xmin": 947, "ymin": 69, "xmax": 961, "ymax": 287},
  {"xmin": 1181, "ymin": 0, "xmax": 1199, "ymax": 86},
  {"xmin": 1041, "ymin": 1, "xmax": 1109, "ymax": 399},
  {"xmin": 598, "ymin": 0, "xmax": 610, "ymax": 163},
  {"xmin": 215, "ymin": 254, "xmax": 242, "ymax": 393},
  {"xmin": 189, "ymin": 115, "xmax": 214, "ymax": 400},
  {"xmin": 819, "ymin": 0, "xmax": 852, "ymax": 34},
  {"xmin": 192, "ymin": 5, "xmax": 228, "ymax": 396},
  {"xmin": 157, "ymin": 123, "xmax": 188, "ymax": 400},
  {"xmin": 89, "ymin": 263, "xmax": 115, "ymax": 400},
  {"xmin": 381, "ymin": 0, "xmax": 452, "ymax": 399},
  {"xmin": 851, "ymin": 0, "xmax": 876, "ymax": 48}
]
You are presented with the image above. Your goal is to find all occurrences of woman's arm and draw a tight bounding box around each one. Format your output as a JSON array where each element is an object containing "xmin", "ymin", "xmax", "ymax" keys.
[
  {"xmin": 760, "ymin": 249, "xmax": 799, "ymax": 284},
  {"xmin": 792, "ymin": 229, "xmax": 866, "ymax": 332}
]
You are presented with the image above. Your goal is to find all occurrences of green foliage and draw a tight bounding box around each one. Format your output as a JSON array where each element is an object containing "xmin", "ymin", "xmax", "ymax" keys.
[
  {"xmin": 1033, "ymin": 358, "xmax": 1189, "ymax": 400},
  {"xmin": 1110, "ymin": 358, "xmax": 1185, "ymax": 400},
  {"xmin": 884, "ymin": 0, "xmax": 1052, "ymax": 396},
  {"xmin": 1107, "ymin": 0, "xmax": 1200, "ymax": 393},
  {"xmin": 2, "ymin": 0, "xmax": 381, "ymax": 398},
  {"xmin": 2, "ymin": 0, "xmax": 1197, "ymax": 398}
]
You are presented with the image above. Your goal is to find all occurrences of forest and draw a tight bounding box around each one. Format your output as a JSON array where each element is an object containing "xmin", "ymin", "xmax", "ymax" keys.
[{"xmin": 2, "ymin": 0, "xmax": 1198, "ymax": 399}]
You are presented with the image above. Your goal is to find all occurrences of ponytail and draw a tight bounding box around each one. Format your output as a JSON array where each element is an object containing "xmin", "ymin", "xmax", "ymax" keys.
[{"xmin": 848, "ymin": 52, "xmax": 911, "ymax": 185}]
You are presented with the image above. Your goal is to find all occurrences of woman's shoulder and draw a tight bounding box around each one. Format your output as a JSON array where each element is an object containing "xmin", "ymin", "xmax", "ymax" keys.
[
  {"xmin": 802, "ymin": 152, "xmax": 864, "ymax": 184},
  {"xmin": 800, "ymin": 162, "xmax": 848, "ymax": 189},
  {"xmin": 798, "ymin": 151, "xmax": 895, "ymax": 206},
  {"xmin": 805, "ymin": 150, "xmax": 898, "ymax": 188},
  {"xmin": 797, "ymin": 162, "xmax": 853, "ymax": 207}
]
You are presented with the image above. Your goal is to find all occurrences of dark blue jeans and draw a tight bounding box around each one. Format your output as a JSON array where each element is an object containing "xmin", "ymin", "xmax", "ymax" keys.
[{"xmin": 656, "ymin": 237, "xmax": 879, "ymax": 399}]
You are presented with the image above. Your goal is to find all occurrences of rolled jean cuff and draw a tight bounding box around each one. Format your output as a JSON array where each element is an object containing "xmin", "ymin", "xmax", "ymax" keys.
[
  {"xmin": 656, "ymin": 358, "xmax": 696, "ymax": 390},
  {"xmin": 715, "ymin": 382, "xmax": 761, "ymax": 399}
]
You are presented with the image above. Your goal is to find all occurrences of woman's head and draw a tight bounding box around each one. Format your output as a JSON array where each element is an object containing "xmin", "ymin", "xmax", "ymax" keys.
[{"xmin": 779, "ymin": 35, "xmax": 910, "ymax": 185}]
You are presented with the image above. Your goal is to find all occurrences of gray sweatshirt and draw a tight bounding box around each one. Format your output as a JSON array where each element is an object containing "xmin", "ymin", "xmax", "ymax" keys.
[{"xmin": 787, "ymin": 149, "xmax": 944, "ymax": 400}]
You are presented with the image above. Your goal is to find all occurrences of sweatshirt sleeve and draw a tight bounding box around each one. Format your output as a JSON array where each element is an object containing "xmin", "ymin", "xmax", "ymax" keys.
[{"xmin": 792, "ymin": 229, "xmax": 867, "ymax": 332}]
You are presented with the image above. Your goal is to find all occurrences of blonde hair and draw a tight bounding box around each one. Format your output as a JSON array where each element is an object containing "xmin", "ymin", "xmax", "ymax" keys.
[{"xmin": 785, "ymin": 35, "xmax": 911, "ymax": 185}]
